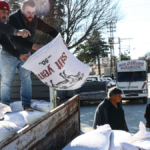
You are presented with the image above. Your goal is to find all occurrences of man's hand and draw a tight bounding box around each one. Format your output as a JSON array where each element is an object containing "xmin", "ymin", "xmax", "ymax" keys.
[
  {"xmin": 65, "ymin": 43, "xmax": 68, "ymax": 48},
  {"xmin": 32, "ymin": 44, "xmax": 43, "ymax": 51},
  {"xmin": 19, "ymin": 54, "xmax": 31, "ymax": 62},
  {"xmin": 17, "ymin": 29, "xmax": 31, "ymax": 38}
]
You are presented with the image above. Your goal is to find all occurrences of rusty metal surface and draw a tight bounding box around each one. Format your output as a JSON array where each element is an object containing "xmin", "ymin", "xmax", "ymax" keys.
[
  {"xmin": 0, "ymin": 95, "xmax": 80, "ymax": 150},
  {"xmin": 32, "ymin": 112, "xmax": 79, "ymax": 150},
  {"xmin": 80, "ymin": 91, "xmax": 107, "ymax": 100}
]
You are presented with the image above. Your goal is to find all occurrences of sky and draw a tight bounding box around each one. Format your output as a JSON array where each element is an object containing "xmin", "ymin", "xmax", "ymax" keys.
[{"xmin": 104, "ymin": 0, "xmax": 150, "ymax": 60}]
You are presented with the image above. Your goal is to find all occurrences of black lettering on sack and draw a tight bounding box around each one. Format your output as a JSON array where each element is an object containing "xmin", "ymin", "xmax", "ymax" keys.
[{"xmin": 39, "ymin": 55, "xmax": 51, "ymax": 65}]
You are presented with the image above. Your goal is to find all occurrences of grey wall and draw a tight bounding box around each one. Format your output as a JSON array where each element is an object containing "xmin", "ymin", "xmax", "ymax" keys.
[{"xmin": 0, "ymin": 71, "xmax": 67, "ymax": 102}]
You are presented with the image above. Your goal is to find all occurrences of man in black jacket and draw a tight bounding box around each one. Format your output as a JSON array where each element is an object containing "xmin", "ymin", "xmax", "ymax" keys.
[
  {"xmin": 93, "ymin": 87, "xmax": 129, "ymax": 131},
  {"xmin": 0, "ymin": 1, "xmax": 32, "ymax": 61},
  {"xmin": 144, "ymin": 103, "xmax": 150, "ymax": 130},
  {"xmin": 1, "ymin": 0, "xmax": 59, "ymax": 111}
]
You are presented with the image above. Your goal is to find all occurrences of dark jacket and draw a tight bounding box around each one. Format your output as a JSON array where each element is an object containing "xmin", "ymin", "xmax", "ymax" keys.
[
  {"xmin": 4, "ymin": 9, "xmax": 59, "ymax": 57},
  {"xmin": 144, "ymin": 103, "xmax": 150, "ymax": 128},
  {"xmin": 93, "ymin": 98, "xmax": 129, "ymax": 131},
  {"xmin": 0, "ymin": 22, "xmax": 21, "ymax": 58},
  {"xmin": 0, "ymin": 21, "xmax": 16, "ymax": 36}
]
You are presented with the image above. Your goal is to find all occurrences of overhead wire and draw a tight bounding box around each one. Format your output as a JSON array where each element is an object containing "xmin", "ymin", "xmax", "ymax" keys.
[{"xmin": 121, "ymin": 3, "xmax": 150, "ymax": 8}]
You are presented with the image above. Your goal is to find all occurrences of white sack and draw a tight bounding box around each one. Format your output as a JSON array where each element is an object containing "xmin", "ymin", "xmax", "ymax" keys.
[
  {"xmin": 0, "ymin": 103, "xmax": 12, "ymax": 119},
  {"xmin": 19, "ymin": 110, "xmax": 46, "ymax": 125},
  {"xmin": 31, "ymin": 99, "xmax": 52, "ymax": 113},
  {"xmin": 0, "ymin": 121, "xmax": 21, "ymax": 142},
  {"xmin": 128, "ymin": 121, "xmax": 150, "ymax": 143},
  {"xmin": 63, "ymin": 124, "xmax": 111, "ymax": 150},
  {"xmin": 121, "ymin": 142, "xmax": 146, "ymax": 150},
  {"xmin": 109, "ymin": 130, "xmax": 132, "ymax": 150},
  {"xmin": 4, "ymin": 112, "xmax": 27, "ymax": 127},
  {"xmin": 10, "ymin": 101, "xmax": 24, "ymax": 112},
  {"xmin": 133, "ymin": 138, "xmax": 150, "ymax": 150},
  {"xmin": 22, "ymin": 33, "xmax": 90, "ymax": 90}
]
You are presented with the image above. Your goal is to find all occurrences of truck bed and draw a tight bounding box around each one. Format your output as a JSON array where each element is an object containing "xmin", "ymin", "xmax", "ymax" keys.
[
  {"xmin": 0, "ymin": 95, "xmax": 80, "ymax": 150},
  {"xmin": 80, "ymin": 91, "xmax": 107, "ymax": 100},
  {"xmin": 78, "ymin": 82, "xmax": 107, "ymax": 102}
]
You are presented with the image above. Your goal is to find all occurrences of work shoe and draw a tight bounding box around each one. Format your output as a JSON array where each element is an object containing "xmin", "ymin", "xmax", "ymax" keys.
[{"xmin": 23, "ymin": 104, "xmax": 34, "ymax": 111}]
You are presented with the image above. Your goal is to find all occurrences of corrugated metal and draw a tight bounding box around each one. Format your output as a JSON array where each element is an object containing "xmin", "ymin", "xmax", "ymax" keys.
[
  {"xmin": 0, "ymin": 95, "xmax": 80, "ymax": 150},
  {"xmin": 0, "ymin": 73, "xmax": 67, "ymax": 100}
]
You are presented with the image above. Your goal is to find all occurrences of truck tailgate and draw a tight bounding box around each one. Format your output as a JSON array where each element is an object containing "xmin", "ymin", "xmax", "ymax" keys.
[
  {"xmin": 80, "ymin": 91, "xmax": 107, "ymax": 100},
  {"xmin": 0, "ymin": 95, "xmax": 80, "ymax": 150}
]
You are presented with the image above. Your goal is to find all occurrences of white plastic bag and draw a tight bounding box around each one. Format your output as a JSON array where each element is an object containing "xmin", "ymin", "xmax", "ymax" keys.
[
  {"xmin": 10, "ymin": 100, "xmax": 52, "ymax": 113},
  {"xmin": 19, "ymin": 110, "xmax": 46, "ymax": 125},
  {"xmin": 109, "ymin": 130, "xmax": 132, "ymax": 150},
  {"xmin": 0, "ymin": 121, "xmax": 21, "ymax": 142},
  {"xmin": 121, "ymin": 142, "xmax": 146, "ymax": 150},
  {"xmin": 31, "ymin": 99, "xmax": 52, "ymax": 113},
  {"xmin": 63, "ymin": 124, "xmax": 112, "ymax": 150},
  {"xmin": 10, "ymin": 101, "xmax": 24, "ymax": 112},
  {"xmin": 128, "ymin": 121, "xmax": 150, "ymax": 143},
  {"xmin": 0, "ymin": 103, "xmax": 12, "ymax": 119},
  {"xmin": 133, "ymin": 138, "xmax": 150, "ymax": 149},
  {"xmin": 4, "ymin": 112, "xmax": 27, "ymax": 127},
  {"xmin": 22, "ymin": 33, "xmax": 90, "ymax": 90}
]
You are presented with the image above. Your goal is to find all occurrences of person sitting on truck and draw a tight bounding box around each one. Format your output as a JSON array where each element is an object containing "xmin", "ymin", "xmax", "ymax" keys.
[{"xmin": 93, "ymin": 87, "xmax": 129, "ymax": 131}]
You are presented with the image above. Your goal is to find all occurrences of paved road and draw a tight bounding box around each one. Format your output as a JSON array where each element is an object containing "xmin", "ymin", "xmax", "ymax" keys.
[{"xmin": 80, "ymin": 81, "xmax": 150, "ymax": 134}]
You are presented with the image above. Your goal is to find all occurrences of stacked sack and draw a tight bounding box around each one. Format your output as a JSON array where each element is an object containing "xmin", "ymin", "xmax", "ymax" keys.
[
  {"xmin": 63, "ymin": 122, "xmax": 150, "ymax": 150},
  {"xmin": 0, "ymin": 121, "xmax": 21, "ymax": 143},
  {"xmin": 10, "ymin": 99, "xmax": 53, "ymax": 113},
  {"xmin": 63, "ymin": 124, "xmax": 112, "ymax": 150},
  {"xmin": 5, "ymin": 99, "xmax": 52, "ymax": 127},
  {"xmin": 0, "ymin": 103, "xmax": 21, "ymax": 143},
  {"xmin": 0, "ymin": 100, "xmax": 52, "ymax": 143}
]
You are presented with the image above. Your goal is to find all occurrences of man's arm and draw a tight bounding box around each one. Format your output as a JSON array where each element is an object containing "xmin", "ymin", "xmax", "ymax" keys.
[
  {"xmin": 8, "ymin": 16, "xmax": 42, "ymax": 50},
  {"xmin": 0, "ymin": 21, "xmax": 16, "ymax": 35},
  {"xmin": 93, "ymin": 107, "xmax": 103, "ymax": 129},
  {"xmin": 0, "ymin": 21, "xmax": 30, "ymax": 38},
  {"xmin": 37, "ymin": 18, "xmax": 59, "ymax": 38},
  {"xmin": 0, "ymin": 34, "xmax": 30, "ymax": 61},
  {"xmin": 8, "ymin": 16, "xmax": 33, "ymax": 48}
]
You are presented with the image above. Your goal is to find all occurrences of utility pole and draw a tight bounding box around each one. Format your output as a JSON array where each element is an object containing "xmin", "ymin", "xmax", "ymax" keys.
[
  {"xmin": 98, "ymin": 56, "xmax": 101, "ymax": 76},
  {"xmin": 118, "ymin": 38, "xmax": 121, "ymax": 61},
  {"xmin": 118, "ymin": 38, "xmax": 133, "ymax": 61},
  {"xmin": 106, "ymin": 21, "xmax": 117, "ymax": 74}
]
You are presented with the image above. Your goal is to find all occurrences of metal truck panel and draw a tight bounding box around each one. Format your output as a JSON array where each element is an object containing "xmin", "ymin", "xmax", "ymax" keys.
[
  {"xmin": 117, "ymin": 60, "xmax": 146, "ymax": 72},
  {"xmin": 0, "ymin": 95, "xmax": 80, "ymax": 150},
  {"xmin": 117, "ymin": 82, "xmax": 148, "ymax": 90},
  {"xmin": 80, "ymin": 91, "xmax": 107, "ymax": 100},
  {"xmin": 122, "ymin": 93, "xmax": 148, "ymax": 98}
]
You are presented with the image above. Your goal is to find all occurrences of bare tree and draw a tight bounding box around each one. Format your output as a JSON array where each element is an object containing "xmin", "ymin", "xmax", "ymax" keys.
[
  {"xmin": 8, "ymin": 0, "xmax": 123, "ymax": 53},
  {"xmin": 62, "ymin": 0, "xmax": 123, "ymax": 52}
]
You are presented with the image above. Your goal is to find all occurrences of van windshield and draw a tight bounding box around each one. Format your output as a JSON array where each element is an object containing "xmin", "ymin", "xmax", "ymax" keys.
[{"xmin": 118, "ymin": 71, "xmax": 146, "ymax": 82}]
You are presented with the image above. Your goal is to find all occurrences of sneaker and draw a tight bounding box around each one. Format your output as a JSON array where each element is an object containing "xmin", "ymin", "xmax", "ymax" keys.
[{"xmin": 23, "ymin": 105, "xmax": 34, "ymax": 111}]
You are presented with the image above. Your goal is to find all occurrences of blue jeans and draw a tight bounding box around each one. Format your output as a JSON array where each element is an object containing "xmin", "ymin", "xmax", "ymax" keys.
[{"xmin": 1, "ymin": 50, "xmax": 32, "ymax": 106}]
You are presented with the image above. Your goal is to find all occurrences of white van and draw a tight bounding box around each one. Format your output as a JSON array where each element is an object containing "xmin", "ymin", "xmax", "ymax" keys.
[{"xmin": 116, "ymin": 60, "xmax": 148, "ymax": 104}]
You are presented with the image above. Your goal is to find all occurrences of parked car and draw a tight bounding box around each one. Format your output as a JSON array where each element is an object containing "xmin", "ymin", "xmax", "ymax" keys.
[
  {"xmin": 86, "ymin": 75, "xmax": 100, "ymax": 82},
  {"xmin": 106, "ymin": 78, "xmax": 116, "ymax": 86},
  {"xmin": 100, "ymin": 78, "xmax": 111, "ymax": 88}
]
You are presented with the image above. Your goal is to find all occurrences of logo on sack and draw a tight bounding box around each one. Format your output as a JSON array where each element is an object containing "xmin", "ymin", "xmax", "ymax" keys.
[{"xmin": 4, "ymin": 6, "xmax": 7, "ymax": 9}]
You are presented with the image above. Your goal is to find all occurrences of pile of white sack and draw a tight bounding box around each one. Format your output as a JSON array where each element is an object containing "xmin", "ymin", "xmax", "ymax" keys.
[
  {"xmin": 63, "ymin": 122, "xmax": 150, "ymax": 150},
  {"xmin": 0, "ymin": 100, "xmax": 52, "ymax": 143}
]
